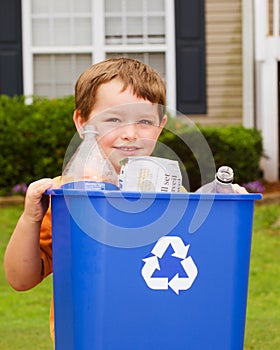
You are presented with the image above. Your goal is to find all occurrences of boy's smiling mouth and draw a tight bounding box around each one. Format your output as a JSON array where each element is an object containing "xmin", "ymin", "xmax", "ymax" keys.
[
  {"xmin": 116, "ymin": 146, "xmax": 140, "ymax": 151},
  {"xmin": 114, "ymin": 145, "xmax": 142, "ymax": 155}
]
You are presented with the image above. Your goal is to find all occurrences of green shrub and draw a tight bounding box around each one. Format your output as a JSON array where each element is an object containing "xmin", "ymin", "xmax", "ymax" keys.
[
  {"xmin": 0, "ymin": 95, "xmax": 76, "ymax": 195},
  {"xmin": 155, "ymin": 119, "xmax": 263, "ymax": 191},
  {"xmin": 0, "ymin": 95, "xmax": 263, "ymax": 194}
]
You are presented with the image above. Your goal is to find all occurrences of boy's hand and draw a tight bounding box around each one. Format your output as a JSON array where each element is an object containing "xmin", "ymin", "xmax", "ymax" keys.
[
  {"xmin": 23, "ymin": 178, "xmax": 56, "ymax": 223},
  {"xmin": 232, "ymin": 183, "xmax": 248, "ymax": 194}
]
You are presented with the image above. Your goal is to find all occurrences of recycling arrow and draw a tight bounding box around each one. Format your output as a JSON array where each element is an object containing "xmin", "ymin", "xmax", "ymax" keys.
[
  {"xmin": 151, "ymin": 236, "xmax": 190, "ymax": 259},
  {"xmin": 141, "ymin": 236, "xmax": 198, "ymax": 294},
  {"xmin": 141, "ymin": 256, "xmax": 168, "ymax": 290},
  {"xmin": 169, "ymin": 256, "xmax": 198, "ymax": 294}
]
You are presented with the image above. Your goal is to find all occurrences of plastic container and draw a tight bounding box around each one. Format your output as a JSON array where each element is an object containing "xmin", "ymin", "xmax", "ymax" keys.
[
  {"xmin": 61, "ymin": 124, "xmax": 118, "ymax": 190},
  {"xmin": 196, "ymin": 166, "xmax": 234, "ymax": 193},
  {"xmin": 49, "ymin": 189, "xmax": 262, "ymax": 350}
]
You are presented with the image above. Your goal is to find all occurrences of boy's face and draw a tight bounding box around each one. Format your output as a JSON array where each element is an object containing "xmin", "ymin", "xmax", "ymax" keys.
[{"xmin": 76, "ymin": 79, "xmax": 167, "ymax": 173}]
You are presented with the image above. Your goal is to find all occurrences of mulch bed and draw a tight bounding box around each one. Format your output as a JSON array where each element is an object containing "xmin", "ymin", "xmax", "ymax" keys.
[
  {"xmin": 0, "ymin": 195, "xmax": 24, "ymax": 207},
  {"xmin": 262, "ymin": 180, "xmax": 280, "ymax": 194}
]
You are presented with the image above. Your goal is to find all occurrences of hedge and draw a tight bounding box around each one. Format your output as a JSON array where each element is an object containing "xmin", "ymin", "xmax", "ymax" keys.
[
  {"xmin": 0, "ymin": 95, "xmax": 263, "ymax": 194},
  {"xmin": 0, "ymin": 95, "xmax": 76, "ymax": 195},
  {"xmin": 156, "ymin": 117, "xmax": 263, "ymax": 191}
]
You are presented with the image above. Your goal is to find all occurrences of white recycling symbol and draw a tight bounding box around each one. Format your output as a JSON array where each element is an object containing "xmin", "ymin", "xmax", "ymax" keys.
[{"xmin": 141, "ymin": 236, "xmax": 198, "ymax": 295}]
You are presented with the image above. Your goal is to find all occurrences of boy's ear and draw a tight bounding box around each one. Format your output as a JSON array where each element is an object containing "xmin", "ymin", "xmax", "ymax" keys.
[
  {"xmin": 73, "ymin": 110, "xmax": 87, "ymax": 137},
  {"xmin": 155, "ymin": 114, "xmax": 167, "ymax": 139},
  {"xmin": 160, "ymin": 114, "xmax": 167, "ymax": 129}
]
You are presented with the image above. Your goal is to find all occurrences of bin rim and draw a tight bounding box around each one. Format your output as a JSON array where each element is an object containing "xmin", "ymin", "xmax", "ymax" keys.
[{"xmin": 46, "ymin": 189, "xmax": 262, "ymax": 201}]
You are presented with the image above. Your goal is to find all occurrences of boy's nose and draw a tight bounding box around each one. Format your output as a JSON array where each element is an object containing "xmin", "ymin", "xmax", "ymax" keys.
[{"xmin": 121, "ymin": 123, "xmax": 138, "ymax": 140}]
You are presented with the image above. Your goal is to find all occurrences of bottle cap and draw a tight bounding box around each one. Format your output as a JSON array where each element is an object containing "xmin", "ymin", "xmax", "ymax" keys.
[{"xmin": 216, "ymin": 166, "xmax": 234, "ymax": 183}]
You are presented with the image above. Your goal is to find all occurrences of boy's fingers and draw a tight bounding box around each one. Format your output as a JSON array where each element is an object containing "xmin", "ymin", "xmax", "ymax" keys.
[
  {"xmin": 232, "ymin": 183, "xmax": 248, "ymax": 194},
  {"xmin": 27, "ymin": 179, "xmax": 56, "ymax": 199}
]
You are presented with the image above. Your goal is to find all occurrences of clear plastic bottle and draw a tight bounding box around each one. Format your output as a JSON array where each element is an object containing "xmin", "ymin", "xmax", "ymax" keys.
[
  {"xmin": 61, "ymin": 124, "xmax": 119, "ymax": 190},
  {"xmin": 195, "ymin": 166, "xmax": 234, "ymax": 193}
]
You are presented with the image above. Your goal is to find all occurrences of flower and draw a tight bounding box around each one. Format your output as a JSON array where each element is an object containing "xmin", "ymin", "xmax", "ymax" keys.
[
  {"xmin": 13, "ymin": 184, "xmax": 21, "ymax": 193},
  {"xmin": 242, "ymin": 180, "xmax": 265, "ymax": 193},
  {"xmin": 12, "ymin": 183, "xmax": 27, "ymax": 195}
]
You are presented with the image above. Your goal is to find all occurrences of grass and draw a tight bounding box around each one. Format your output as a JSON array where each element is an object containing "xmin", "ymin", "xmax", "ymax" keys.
[
  {"xmin": 244, "ymin": 203, "xmax": 280, "ymax": 349},
  {"xmin": 0, "ymin": 204, "xmax": 53, "ymax": 350},
  {"xmin": 0, "ymin": 202, "xmax": 280, "ymax": 349}
]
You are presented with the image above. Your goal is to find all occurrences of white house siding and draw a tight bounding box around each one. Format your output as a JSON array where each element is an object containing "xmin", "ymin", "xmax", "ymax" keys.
[{"xmin": 189, "ymin": 0, "xmax": 243, "ymax": 125}]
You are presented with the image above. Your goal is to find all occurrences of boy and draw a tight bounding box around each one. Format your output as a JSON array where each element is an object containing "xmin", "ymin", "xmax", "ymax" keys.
[
  {"xmin": 4, "ymin": 57, "xmax": 246, "ymax": 341},
  {"xmin": 4, "ymin": 57, "xmax": 168, "ymax": 341}
]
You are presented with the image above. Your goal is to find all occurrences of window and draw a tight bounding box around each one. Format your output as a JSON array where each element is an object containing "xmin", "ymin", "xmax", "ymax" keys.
[
  {"xmin": 104, "ymin": 0, "xmax": 165, "ymax": 45},
  {"xmin": 33, "ymin": 54, "xmax": 91, "ymax": 98},
  {"xmin": 22, "ymin": 0, "xmax": 175, "ymax": 108}
]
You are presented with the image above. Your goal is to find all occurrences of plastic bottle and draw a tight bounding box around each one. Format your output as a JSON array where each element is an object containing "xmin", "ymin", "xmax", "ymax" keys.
[
  {"xmin": 61, "ymin": 124, "xmax": 119, "ymax": 190},
  {"xmin": 195, "ymin": 166, "xmax": 234, "ymax": 193}
]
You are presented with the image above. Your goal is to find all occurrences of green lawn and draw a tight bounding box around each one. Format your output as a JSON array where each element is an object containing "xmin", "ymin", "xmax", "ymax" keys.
[
  {"xmin": 0, "ymin": 202, "xmax": 280, "ymax": 349},
  {"xmin": 0, "ymin": 204, "xmax": 53, "ymax": 350},
  {"xmin": 244, "ymin": 203, "xmax": 280, "ymax": 349}
]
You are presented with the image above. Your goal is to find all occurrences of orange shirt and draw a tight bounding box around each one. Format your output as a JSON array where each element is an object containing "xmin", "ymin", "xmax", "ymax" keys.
[
  {"xmin": 40, "ymin": 207, "xmax": 55, "ymax": 341},
  {"xmin": 40, "ymin": 177, "xmax": 62, "ymax": 342}
]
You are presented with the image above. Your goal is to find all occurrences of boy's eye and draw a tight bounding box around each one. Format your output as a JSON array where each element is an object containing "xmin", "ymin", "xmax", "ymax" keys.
[
  {"xmin": 137, "ymin": 119, "xmax": 154, "ymax": 126},
  {"xmin": 106, "ymin": 117, "xmax": 121, "ymax": 123}
]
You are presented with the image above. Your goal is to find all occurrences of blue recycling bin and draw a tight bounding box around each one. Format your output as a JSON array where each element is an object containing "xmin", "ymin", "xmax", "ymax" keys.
[{"xmin": 49, "ymin": 189, "xmax": 262, "ymax": 350}]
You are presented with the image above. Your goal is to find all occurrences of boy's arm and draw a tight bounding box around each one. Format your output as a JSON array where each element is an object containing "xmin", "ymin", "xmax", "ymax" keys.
[{"xmin": 4, "ymin": 178, "xmax": 55, "ymax": 291}]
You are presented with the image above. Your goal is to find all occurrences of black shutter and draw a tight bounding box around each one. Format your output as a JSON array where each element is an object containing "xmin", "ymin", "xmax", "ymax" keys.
[
  {"xmin": 175, "ymin": 0, "xmax": 206, "ymax": 114},
  {"xmin": 0, "ymin": 0, "xmax": 23, "ymax": 96}
]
